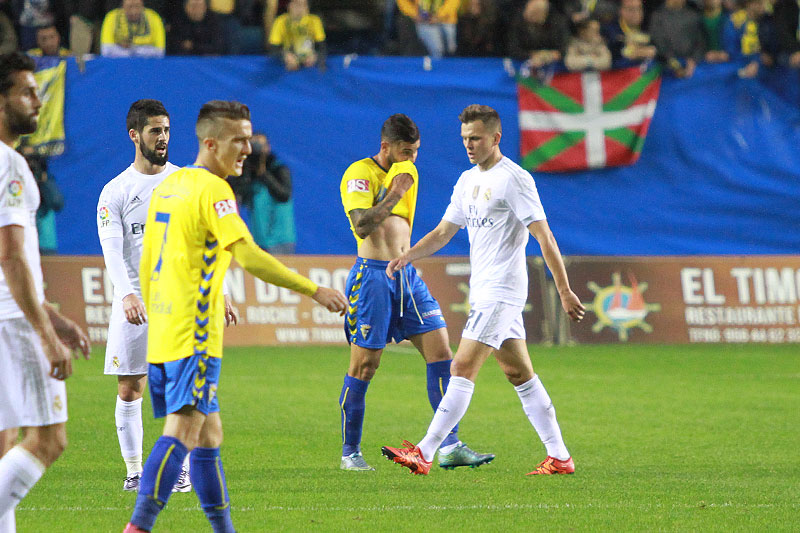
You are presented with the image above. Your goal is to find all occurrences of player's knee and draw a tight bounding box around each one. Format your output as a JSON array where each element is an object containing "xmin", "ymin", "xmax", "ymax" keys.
[
  {"xmin": 449, "ymin": 359, "xmax": 476, "ymax": 380},
  {"xmin": 118, "ymin": 387, "xmax": 141, "ymax": 402},
  {"xmin": 25, "ymin": 430, "xmax": 67, "ymax": 466},
  {"xmin": 503, "ymin": 368, "xmax": 533, "ymax": 387},
  {"xmin": 351, "ymin": 359, "xmax": 379, "ymax": 381}
]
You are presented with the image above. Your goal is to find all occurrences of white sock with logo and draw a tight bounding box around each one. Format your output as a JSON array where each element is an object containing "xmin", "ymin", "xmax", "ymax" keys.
[
  {"xmin": 515, "ymin": 376, "xmax": 570, "ymax": 460},
  {"xmin": 418, "ymin": 377, "xmax": 475, "ymax": 462},
  {"xmin": 0, "ymin": 446, "xmax": 46, "ymax": 519},
  {"xmin": 115, "ymin": 396, "xmax": 144, "ymax": 476}
]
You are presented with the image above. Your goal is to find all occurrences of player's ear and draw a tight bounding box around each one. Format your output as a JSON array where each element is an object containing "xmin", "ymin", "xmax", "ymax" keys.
[
  {"xmin": 128, "ymin": 128, "xmax": 138, "ymax": 144},
  {"xmin": 493, "ymin": 131, "xmax": 502, "ymax": 146},
  {"xmin": 203, "ymin": 137, "xmax": 216, "ymax": 151}
]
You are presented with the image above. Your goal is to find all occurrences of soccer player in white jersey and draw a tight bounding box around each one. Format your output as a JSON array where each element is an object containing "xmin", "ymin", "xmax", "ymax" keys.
[
  {"xmin": 0, "ymin": 51, "xmax": 90, "ymax": 533},
  {"xmin": 97, "ymin": 99, "xmax": 189, "ymax": 492},
  {"xmin": 381, "ymin": 104, "xmax": 585, "ymax": 476}
]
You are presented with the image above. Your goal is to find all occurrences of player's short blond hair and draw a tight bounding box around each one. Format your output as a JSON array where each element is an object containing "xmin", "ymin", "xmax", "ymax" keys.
[
  {"xmin": 196, "ymin": 100, "xmax": 251, "ymax": 140},
  {"xmin": 458, "ymin": 104, "xmax": 501, "ymax": 134}
]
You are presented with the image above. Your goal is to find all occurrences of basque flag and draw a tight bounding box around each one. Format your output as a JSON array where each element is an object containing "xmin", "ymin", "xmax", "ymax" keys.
[{"xmin": 518, "ymin": 65, "xmax": 661, "ymax": 172}]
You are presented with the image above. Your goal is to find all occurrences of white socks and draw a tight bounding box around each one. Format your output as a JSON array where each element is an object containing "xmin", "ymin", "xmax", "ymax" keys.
[
  {"xmin": 515, "ymin": 376, "xmax": 570, "ymax": 460},
  {"xmin": 0, "ymin": 509, "xmax": 15, "ymax": 533},
  {"xmin": 418, "ymin": 377, "xmax": 475, "ymax": 461},
  {"xmin": 115, "ymin": 396, "xmax": 144, "ymax": 475},
  {"xmin": 0, "ymin": 446, "xmax": 46, "ymax": 520}
]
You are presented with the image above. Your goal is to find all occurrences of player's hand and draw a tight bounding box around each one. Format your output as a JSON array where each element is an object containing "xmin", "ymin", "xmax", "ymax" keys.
[
  {"xmin": 224, "ymin": 295, "xmax": 240, "ymax": 327},
  {"xmin": 387, "ymin": 173, "xmax": 414, "ymax": 197},
  {"xmin": 312, "ymin": 287, "xmax": 348, "ymax": 316},
  {"xmin": 284, "ymin": 52, "xmax": 300, "ymax": 71},
  {"xmin": 123, "ymin": 293, "xmax": 147, "ymax": 325},
  {"xmin": 41, "ymin": 328, "xmax": 73, "ymax": 381},
  {"xmin": 385, "ymin": 256, "xmax": 409, "ymax": 280},
  {"xmin": 559, "ymin": 289, "xmax": 586, "ymax": 322},
  {"xmin": 302, "ymin": 52, "xmax": 317, "ymax": 68},
  {"xmin": 45, "ymin": 304, "xmax": 91, "ymax": 359}
]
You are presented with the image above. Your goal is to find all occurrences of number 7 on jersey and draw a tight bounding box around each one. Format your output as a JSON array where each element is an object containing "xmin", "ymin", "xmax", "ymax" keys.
[{"xmin": 150, "ymin": 211, "xmax": 170, "ymax": 281}]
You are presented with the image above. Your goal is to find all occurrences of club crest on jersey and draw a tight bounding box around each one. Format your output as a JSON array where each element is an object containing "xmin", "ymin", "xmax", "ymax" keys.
[
  {"xmin": 112, "ymin": 356, "xmax": 120, "ymax": 368},
  {"xmin": 214, "ymin": 199, "xmax": 237, "ymax": 218},
  {"xmin": 347, "ymin": 179, "xmax": 370, "ymax": 193},
  {"xmin": 484, "ymin": 188, "xmax": 492, "ymax": 201},
  {"xmin": 472, "ymin": 185, "xmax": 480, "ymax": 199},
  {"xmin": 360, "ymin": 324, "xmax": 371, "ymax": 339},
  {"xmin": 53, "ymin": 395, "xmax": 63, "ymax": 412}
]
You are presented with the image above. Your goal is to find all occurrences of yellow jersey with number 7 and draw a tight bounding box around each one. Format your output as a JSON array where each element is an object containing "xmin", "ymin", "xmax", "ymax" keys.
[{"xmin": 139, "ymin": 165, "xmax": 251, "ymax": 364}]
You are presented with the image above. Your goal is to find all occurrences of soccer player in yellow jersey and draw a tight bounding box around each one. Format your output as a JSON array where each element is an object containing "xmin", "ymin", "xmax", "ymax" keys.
[
  {"xmin": 124, "ymin": 101, "xmax": 347, "ymax": 533},
  {"xmin": 338, "ymin": 114, "xmax": 494, "ymax": 471}
]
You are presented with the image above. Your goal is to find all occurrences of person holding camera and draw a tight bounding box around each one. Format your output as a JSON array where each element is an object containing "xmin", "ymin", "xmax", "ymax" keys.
[{"xmin": 233, "ymin": 132, "xmax": 296, "ymax": 254}]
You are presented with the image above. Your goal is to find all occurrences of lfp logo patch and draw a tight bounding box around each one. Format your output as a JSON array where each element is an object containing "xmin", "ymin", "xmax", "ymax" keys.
[
  {"xmin": 98, "ymin": 206, "xmax": 111, "ymax": 227},
  {"xmin": 7, "ymin": 179, "xmax": 22, "ymax": 197},
  {"xmin": 583, "ymin": 272, "xmax": 661, "ymax": 341}
]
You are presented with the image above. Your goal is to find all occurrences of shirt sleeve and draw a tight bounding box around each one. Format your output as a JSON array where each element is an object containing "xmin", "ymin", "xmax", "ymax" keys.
[
  {"xmin": 507, "ymin": 170, "xmax": 546, "ymax": 226},
  {"xmin": 200, "ymin": 178, "xmax": 253, "ymax": 251},
  {"xmin": 0, "ymin": 153, "xmax": 27, "ymax": 228},
  {"xmin": 340, "ymin": 162, "xmax": 376, "ymax": 215},
  {"xmin": 442, "ymin": 176, "xmax": 466, "ymax": 228},
  {"xmin": 311, "ymin": 15, "xmax": 326, "ymax": 42},
  {"xmin": 268, "ymin": 16, "xmax": 285, "ymax": 46},
  {"xmin": 97, "ymin": 182, "xmax": 124, "ymax": 242},
  {"xmin": 100, "ymin": 236, "xmax": 136, "ymax": 298},
  {"xmin": 100, "ymin": 11, "xmax": 117, "ymax": 46},
  {"xmin": 148, "ymin": 11, "xmax": 166, "ymax": 51}
]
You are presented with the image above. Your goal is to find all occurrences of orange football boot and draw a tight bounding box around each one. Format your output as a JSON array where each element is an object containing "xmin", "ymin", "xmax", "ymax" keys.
[
  {"xmin": 526, "ymin": 456, "xmax": 575, "ymax": 475},
  {"xmin": 381, "ymin": 440, "xmax": 432, "ymax": 475}
]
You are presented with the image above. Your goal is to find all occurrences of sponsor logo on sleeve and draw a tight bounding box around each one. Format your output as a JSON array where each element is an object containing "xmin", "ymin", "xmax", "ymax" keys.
[
  {"xmin": 8, "ymin": 179, "xmax": 22, "ymax": 197},
  {"xmin": 4, "ymin": 179, "xmax": 23, "ymax": 207},
  {"xmin": 347, "ymin": 179, "xmax": 370, "ymax": 193},
  {"xmin": 214, "ymin": 199, "xmax": 237, "ymax": 218},
  {"xmin": 98, "ymin": 206, "xmax": 111, "ymax": 227}
]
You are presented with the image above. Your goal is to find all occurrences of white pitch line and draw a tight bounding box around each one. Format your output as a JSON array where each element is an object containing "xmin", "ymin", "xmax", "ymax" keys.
[{"xmin": 18, "ymin": 502, "xmax": 798, "ymax": 513}]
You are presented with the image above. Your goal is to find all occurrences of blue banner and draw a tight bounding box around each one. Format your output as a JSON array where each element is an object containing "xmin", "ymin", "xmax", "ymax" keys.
[{"xmin": 51, "ymin": 57, "xmax": 800, "ymax": 255}]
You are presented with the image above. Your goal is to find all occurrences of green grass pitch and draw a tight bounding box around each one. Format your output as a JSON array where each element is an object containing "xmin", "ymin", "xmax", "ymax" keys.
[{"xmin": 14, "ymin": 343, "xmax": 800, "ymax": 532}]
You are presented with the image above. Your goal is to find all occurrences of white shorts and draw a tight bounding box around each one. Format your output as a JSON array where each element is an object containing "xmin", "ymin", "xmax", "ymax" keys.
[
  {"xmin": 460, "ymin": 301, "xmax": 526, "ymax": 350},
  {"xmin": 0, "ymin": 317, "xmax": 68, "ymax": 431},
  {"xmin": 104, "ymin": 299, "xmax": 148, "ymax": 375}
]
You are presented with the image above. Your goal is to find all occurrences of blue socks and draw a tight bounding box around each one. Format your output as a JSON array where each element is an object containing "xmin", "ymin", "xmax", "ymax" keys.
[
  {"xmin": 130, "ymin": 440, "xmax": 235, "ymax": 533},
  {"xmin": 191, "ymin": 447, "xmax": 235, "ymax": 533},
  {"xmin": 130, "ymin": 436, "xmax": 187, "ymax": 531},
  {"xmin": 426, "ymin": 360, "xmax": 460, "ymax": 448},
  {"xmin": 340, "ymin": 374, "xmax": 369, "ymax": 456}
]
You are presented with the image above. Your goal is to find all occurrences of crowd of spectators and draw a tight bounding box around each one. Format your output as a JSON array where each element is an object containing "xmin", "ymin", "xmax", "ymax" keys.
[{"xmin": 0, "ymin": 0, "xmax": 797, "ymax": 76}]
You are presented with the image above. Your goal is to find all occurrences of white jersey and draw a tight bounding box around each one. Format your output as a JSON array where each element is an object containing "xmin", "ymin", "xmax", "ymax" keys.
[
  {"xmin": 0, "ymin": 141, "xmax": 43, "ymax": 319},
  {"xmin": 443, "ymin": 156, "xmax": 546, "ymax": 306},
  {"xmin": 97, "ymin": 163, "xmax": 179, "ymax": 300}
]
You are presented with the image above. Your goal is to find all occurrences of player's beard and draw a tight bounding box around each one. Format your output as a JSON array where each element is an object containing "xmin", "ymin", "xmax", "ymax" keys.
[
  {"xmin": 140, "ymin": 141, "xmax": 168, "ymax": 166},
  {"xmin": 5, "ymin": 103, "xmax": 37, "ymax": 136}
]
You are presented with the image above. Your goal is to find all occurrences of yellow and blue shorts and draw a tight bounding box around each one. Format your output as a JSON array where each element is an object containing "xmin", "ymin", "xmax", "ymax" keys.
[
  {"xmin": 148, "ymin": 354, "xmax": 221, "ymax": 418},
  {"xmin": 344, "ymin": 257, "xmax": 446, "ymax": 349}
]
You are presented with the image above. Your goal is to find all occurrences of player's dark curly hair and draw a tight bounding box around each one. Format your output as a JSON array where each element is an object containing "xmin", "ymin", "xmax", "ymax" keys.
[
  {"xmin": 459, "ymin": 104, "xmax": 502, "ymax": 133},
  {"xmin": 0, "ymin": 52, "xmax": 36, "ymax": 95},
  {"xmin": 196, "ymin": 100, "xmax": 251, "ymax": 139},
  {"xmin": 126, "ymin": 99, "xmax": 169, "ymax": 133},
  {"xmin": 381, "ymin": 113, "xmax": 419, "ymax": 144}
]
